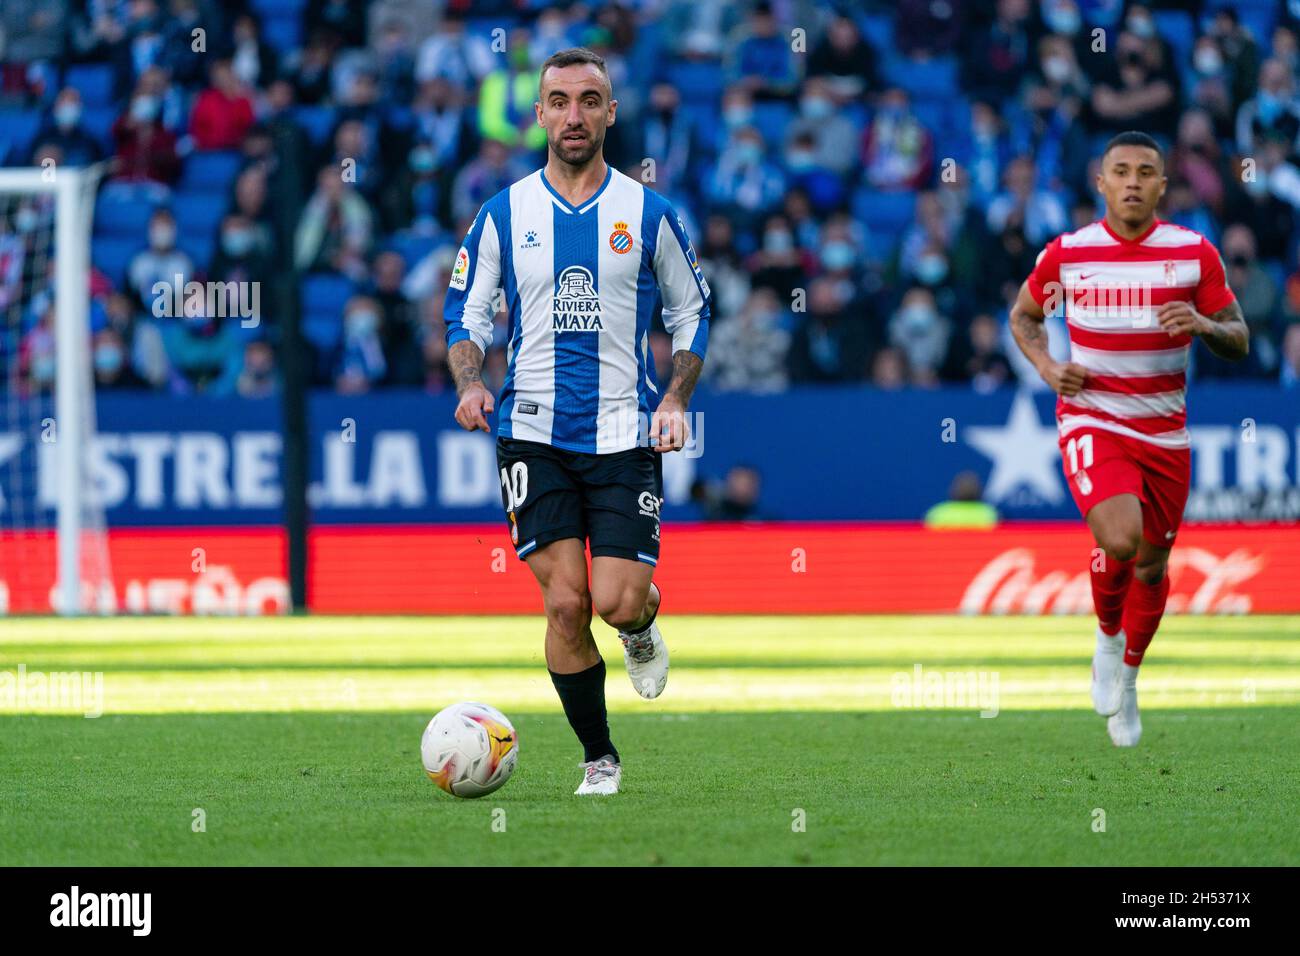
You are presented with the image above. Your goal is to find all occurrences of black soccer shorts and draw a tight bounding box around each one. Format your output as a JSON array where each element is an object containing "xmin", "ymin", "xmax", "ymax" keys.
[{"xmin": 495, "ymin": 436, "xmax": 663, "ymax": 565}]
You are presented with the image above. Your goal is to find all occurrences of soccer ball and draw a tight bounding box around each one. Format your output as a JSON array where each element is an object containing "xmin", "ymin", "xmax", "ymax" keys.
[{"xmin": 421, "ymin": 701, "xmax": 519, "ymax": 798}]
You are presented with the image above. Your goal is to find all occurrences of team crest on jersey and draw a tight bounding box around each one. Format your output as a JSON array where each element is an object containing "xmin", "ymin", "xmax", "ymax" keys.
[
  {"xmin": 449, "ymin": 246, "xmax": 469, "ymax": 290},
  {"xmin": 553, "ymin": 266, "xmax": 603, "ymax": 331},
  {"xmin": 609, "ymin": 221, "xmax": 633, "ymax": 254},
  {"xmin": 1163, "ymin": 260, "xmax": 1176, "ymax": 286}
]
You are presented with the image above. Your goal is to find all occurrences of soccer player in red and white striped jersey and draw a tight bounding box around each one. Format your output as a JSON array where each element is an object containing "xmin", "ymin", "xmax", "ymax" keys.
[{"xmin": 1010, "ymin": 131, "xmax": 1249, "ymax": 748}]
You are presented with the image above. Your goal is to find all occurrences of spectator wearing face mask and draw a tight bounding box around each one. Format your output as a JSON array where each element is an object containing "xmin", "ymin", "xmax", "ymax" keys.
[
  {"xmin": 111, "ymin": 77, "xmax": 181, "ymax": 184},
  {"xmin": 862, "ymin": 88, "xmax": 933, "ymax": 191},
  {"xmin": 334, "ymin": 296, "xmax": 388, "ymax": 393},
  {"xmin": 34, "ymin": 88, "xmax": 104, "ymax": 166},
  {"xmin": 1187, "ymin": 35, "xmax": 1236, "ymax": 140},
  {"xmin": 985, "ymin": 155, "xmax": 1068, "ymax": 247},
  {"xmin": 1208, "ymin": 8, "xmax": 1263, "ymax": 114},
  {"xmin": 1088, "ymin": 22, "xmax": 1179, "ymax": 139},
  {"xmin": 704, "ymin": 287, "xmax": 791, "ymax": 393},
  {"xmin": 888, "ymin": 287, "xmax": 951, "ymax": 387},
  {"xmin": 1197, "ymin": 224, "xmax": 1281, "ymax": 379},
  {"xmin": 128, "ymin": 210, "xmax": 193, "ymax": 310},
  {"xmin": 92, "ymin": 328, "xmax": 150, "ymax": 390},
  {"xmin": 211, "ymin": 213, "xmax": 273, "ymax": 294},
  {"xmin": 807, "ymin": 14, "xmax": 880, "ymax": 99},
  {"xmin": 785, "ymin": 78, "xmax": 858, "ymax": 178},
  {"xmin": 1236, "ymin": 59, "xmax": 1300, "ymax": 156},
  {"xmin": 788, "ymin": 277, "xmax": 871, "ymax": 384},
  {"xmin": 710, "ymin": 126, "xmax": 787, "ymax": 235},
  {"xmin": 748, "ymin": 214, "xmax": 808, "ymax": 302},
  {"xmin": 940, "ymin": 312, "xmax": 1015, "ymax": 392}
]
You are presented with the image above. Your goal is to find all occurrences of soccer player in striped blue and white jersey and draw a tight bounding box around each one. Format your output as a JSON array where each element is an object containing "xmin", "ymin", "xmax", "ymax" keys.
[{"xmin": 443, "ymin": 47, "xmax": 711, "ymax": 796}]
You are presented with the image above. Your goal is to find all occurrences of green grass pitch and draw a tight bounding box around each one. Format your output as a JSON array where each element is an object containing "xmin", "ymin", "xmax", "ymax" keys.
[{"xmin": 2, "ymin": 615, "xmax": 1298, "ymax": 866}]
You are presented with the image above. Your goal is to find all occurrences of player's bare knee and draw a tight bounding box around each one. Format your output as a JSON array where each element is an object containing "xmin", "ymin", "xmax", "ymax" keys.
[
  {"xmin": 1134, "ymin": 559, "xmax": 1167, "ymax": 585},
  {"xmin": 545, "ymin": 588, "xmax": 592, "ymax": 642},
  {"xmin": 1098, "ymin": 527, "xmax": 1140, "ymax": 563},
  {"xmin": 593, "ymin": 584, "xmax": 648, "ymax": 632}
]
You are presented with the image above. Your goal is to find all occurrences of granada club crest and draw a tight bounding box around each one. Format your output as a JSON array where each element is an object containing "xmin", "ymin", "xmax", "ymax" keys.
[
  {"xmin": 1164, "ymin": 259, "xmax": 1176, "ymax": 286},
  {"xmin": 609, "ymin": 220, "xmax": 633, "ymax": 254}
]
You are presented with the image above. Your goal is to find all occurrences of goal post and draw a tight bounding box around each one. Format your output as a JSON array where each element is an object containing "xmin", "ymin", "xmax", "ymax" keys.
[{"xmin": 0, "ymin": 164, "xmax": 111, "ymax": 615}]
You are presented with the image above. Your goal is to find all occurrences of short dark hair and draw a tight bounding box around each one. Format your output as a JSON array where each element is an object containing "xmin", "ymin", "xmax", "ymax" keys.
[
  {"xmin": 538, "ymin": 47, "xmax": 610, "ymax": 94},
  {"xmin": 1102, "ymin": 131, "xmax": 1164, "ymax": 166}
]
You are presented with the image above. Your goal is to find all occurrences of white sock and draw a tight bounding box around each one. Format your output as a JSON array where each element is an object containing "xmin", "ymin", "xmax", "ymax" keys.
[
  {"xmin": 1096, "ymin": 628, "xmax": 1123, "ymax": 655},
  {"xmin": 1121, "ymin": 662, "xmax": 1140, "ymax": 689}
]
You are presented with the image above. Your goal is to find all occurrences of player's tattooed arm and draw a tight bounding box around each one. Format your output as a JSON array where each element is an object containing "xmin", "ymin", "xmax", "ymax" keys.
[
  {"xmin": 449, "ymin": 340, "xmax": 494, "ymax": 433},
  {"xmin": 1010, "ymin": 280, "xmax": 1086, "ymax": 397},
  {"xmin": 665, "ymin": 350, "xmax": 703, "ymax": 408},
  {"xmin": 649, "ymin": 350, "xmax": 702, "ymax": 453},
  {"xmin": 1156, "ymin": 300, "xmax": 1249, "ymax": 362},
  {"xmin": 448, "ymin": 340, "xmax": 485, "ymax": 395}
]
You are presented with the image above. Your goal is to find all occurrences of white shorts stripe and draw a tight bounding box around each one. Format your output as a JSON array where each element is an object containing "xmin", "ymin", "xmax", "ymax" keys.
[{"xmin": 1058, "ymin": 414, "xmax": 1190, "ymax": 449}]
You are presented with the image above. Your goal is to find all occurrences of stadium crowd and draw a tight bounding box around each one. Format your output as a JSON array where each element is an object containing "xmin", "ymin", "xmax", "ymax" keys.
[{"xmin": 3, "ymin": 0, "xmax": 1300, "ymax": 398}]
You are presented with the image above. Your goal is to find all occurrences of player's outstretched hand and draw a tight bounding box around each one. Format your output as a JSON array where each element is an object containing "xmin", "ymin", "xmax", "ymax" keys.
[
  {"xmin": 649, "ymin": 397, "xmax": 689, "ymax": 453},
  {"xmin": 1155, "ymin": 301, "xmax": 1208, "ymax": 337},
  {"xmin": 1041, "ymin": 360, "xmax": 1088, "ymax": 397},
  {"xmin": 455, "ymin": 383, "xmax": 494, "ymax": 433}
]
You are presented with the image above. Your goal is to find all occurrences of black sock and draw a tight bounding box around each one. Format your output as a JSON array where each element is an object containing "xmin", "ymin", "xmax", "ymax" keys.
[{"xmin": 549, "ymin": 658, "xmax": 619, "ymax": 764}]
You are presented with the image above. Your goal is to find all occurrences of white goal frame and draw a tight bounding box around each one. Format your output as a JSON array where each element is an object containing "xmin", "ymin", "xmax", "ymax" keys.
[{"xmin": 0, "ymin": 166, "xmax": 102, "ymax": 614}]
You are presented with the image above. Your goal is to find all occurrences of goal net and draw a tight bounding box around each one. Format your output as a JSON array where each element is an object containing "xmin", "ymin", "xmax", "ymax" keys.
[{"xmin": 0, "ymin": 166, "xmax": 113, "ymax": 614}]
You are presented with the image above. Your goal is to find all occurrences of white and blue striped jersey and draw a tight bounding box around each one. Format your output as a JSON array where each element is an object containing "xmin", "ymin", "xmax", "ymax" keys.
[{"xmin": 444, "ymin": 166, "xmax": 711, "ymax": 454}]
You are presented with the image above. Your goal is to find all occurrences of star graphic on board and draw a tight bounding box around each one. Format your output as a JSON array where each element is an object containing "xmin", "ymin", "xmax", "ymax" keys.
[{"xmin": 964, "ymin": 391, "xmax": 1066, "ymax": 504}]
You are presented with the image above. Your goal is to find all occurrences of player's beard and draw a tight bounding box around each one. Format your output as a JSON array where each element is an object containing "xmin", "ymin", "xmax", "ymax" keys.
[{"xmin": 551, "ymin": 126, "xmax": 603, "ymax": 168}]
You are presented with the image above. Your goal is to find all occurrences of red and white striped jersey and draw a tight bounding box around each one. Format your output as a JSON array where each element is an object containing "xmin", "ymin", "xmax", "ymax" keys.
[{"xmin": 1026, "ymin": 217, "xmax": 1236, "ymax": 449}]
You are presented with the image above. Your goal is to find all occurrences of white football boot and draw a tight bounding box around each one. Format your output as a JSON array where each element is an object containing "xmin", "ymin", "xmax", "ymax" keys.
[
  {"xmin": 574, "ymin": 756, "xmax": 622, "ymax": 796},
  {"xmin": 1107, "ymin": 664, "xmax": 1142, "ymax": 747},
  {"xmin": 619, "ymin": 582, "xmax": 668, "ymax": 700},
  {"xmin": 1091, "ymin": 626, "xmax": 1125, "ymax": 716}
]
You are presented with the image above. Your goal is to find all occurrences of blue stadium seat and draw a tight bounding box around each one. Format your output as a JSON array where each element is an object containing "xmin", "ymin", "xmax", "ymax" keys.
[
  {"xmin": 64, "ymin": 64, "xmax": 116, "ymax": 109},
  {"xmin": 301, "ymin": 274, "xmax": 357, "ymax": 319},
  {"xmin": 178, "ymin": 151, "xmax": 243, "ymax": 192},
  {"xmin": 858, "ymin": 12, "xmax": 895, "ymax": 55},
  {"xmin": 94, "ymin": 193, "xmax": 159, "ymax": 238},
  {"xmin": 1153, "ymin": 11, "xmax": 1196, "ymax": 68},
  {"xmin": 80, "ymin": 105, "xmax": 119, "ymax": 152},
  {"xmin": 292, "ymin": 106, "xmax": 338, "ymax": 146},
  {"xmin": 262, "ymin": 14, "xmax": 303, "ymax": 55},
  {"xmin": 385, "ymin": 231, "xmax": 444, "ymax": 270},
  {"xmin": 0, "ymin": 110, "xmax": 42, "ymax": 164},
  {"xmin": 249, "ymin": 0, "xmax": 307, "ymax": 13},
  {"xmin": 303, "ymin": 312, "xmax": 343, "ymax": 353},
  {"xmin": 172, "ymin": 192, "xmax": 230, "ymax": 239},
  {"xmin": 851, "ymin": 188, "xmax": 917, "ymax": 239},
  {"xmin": 92, "ymin": 236, "xmax": 142, "ymax": 288},
  {"xmin": 177, "ymin": 234, "xmax": 215, "ymax": 272},
  {"xmin": 664, "ymin": 60, "xmax": 725, "ymax": 107},
  {"xmin": 751, "ymin": 102, "xmax": 794, "ymax": 148},
  {"xmin": 882, "ymin": 55, "xmax": 959, "ymax": 98}
]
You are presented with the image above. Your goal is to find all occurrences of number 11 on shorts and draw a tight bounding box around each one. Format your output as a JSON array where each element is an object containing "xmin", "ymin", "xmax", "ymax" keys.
[{"xmin": 1066, "ymin": 433, "xmax": 1094, "ymax": 474}]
